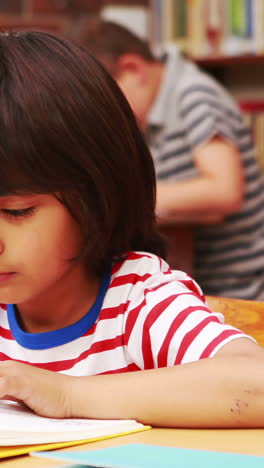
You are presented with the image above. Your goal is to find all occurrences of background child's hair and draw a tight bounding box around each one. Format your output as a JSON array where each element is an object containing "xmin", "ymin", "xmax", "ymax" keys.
[
  {"xmin": 0, "ymin": 31, "xmax": 165, "ymax": 274},
  {"xmin": 69, "ymin": 20, "xmax": 156, "ymax": 76}
]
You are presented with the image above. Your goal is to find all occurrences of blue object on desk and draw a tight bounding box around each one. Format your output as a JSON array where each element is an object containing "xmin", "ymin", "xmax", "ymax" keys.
[{"xmin": 33, "ymin": 443, "xmax": 264, "ymax": 467}]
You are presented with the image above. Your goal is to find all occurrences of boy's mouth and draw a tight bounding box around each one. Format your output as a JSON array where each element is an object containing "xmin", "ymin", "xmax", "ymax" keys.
[{"xmin": 0, "ymin": 272, "xmax": 16, "ymax": 282}]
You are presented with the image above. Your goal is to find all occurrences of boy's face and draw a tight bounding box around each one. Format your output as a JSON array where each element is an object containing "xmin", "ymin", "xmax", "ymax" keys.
[
  {"xmin": 0, "ymin": 194, "xmax": 88, "ymax": 315},
  {"xmin": 116, "ymin": 70, "xmax": 150, "ymax": 130},
  {"xmin": 113, "ymin": 54, "xmax": 155, "ymax": 131}
]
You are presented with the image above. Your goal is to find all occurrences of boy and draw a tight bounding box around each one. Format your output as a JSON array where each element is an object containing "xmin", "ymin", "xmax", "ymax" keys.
[
  {"xmin": 0, "ymin": 30, "xmax": 264, "ymax": 429},
  {"xmin": 74, "ymin": 20, "xmax": 264, "ymax": 301}
]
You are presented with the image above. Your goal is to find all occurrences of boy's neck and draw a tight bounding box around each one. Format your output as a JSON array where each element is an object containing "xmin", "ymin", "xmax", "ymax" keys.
[{"xmin": 15, "ymin": 265, "xmax": 100, "ymax": 334}]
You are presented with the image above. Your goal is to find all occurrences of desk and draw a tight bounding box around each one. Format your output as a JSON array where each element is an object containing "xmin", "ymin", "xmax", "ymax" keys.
[{"xmin": 2, "ymin": 427, "xmax": 264, "ymax": 467}]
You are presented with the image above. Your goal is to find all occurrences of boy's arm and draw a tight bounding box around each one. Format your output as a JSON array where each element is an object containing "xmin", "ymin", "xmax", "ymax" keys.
[
  {"xmin": 0, "ymin": 338, "xmax": 264, "ymax": 427},
  {"xmin": 156, "ymin": 136, "xmax": 244, "ymax": 224},
  {"xmin": 71, "ymin": 338, "xmax": 264, "ymax": 428}
]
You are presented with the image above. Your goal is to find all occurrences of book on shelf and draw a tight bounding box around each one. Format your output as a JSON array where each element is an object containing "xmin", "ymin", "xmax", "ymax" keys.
[
  {"xmin": 150, "ymin": 0, "xmax": 187, "ymax": 52},
  {"xmin": 0, "ymin": 400, "xmax": 150, "ymax": 459},
  {"xmin": 150, "ymin": 0, "xmax": 162, "ymax": 48},
  {"xmin": 252, "ymin": 0, "xmax": 264, "ymax": 54},
  {"xmin": 204, "ymin": 0, "xmax": 227, "ymax": 55},
  {"xmin": 151, "ymin": 0, "xmax": 264, "ymax": 58},
  {"xmin": 186, "ymin": 0, "xmax": 207, "ymax": 57},
  {"xmin": 225, "ymin": 0, "xmax": 262, "ymax": 55}
]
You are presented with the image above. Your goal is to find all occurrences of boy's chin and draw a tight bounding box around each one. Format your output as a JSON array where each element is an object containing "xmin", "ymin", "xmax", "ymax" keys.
[{"xmin": 0, "ymin": 292, "xmax": 27, "ymax": 306}]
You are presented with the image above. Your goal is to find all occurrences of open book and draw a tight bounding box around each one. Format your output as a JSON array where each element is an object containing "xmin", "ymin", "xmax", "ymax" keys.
[{"xmin": 0, "ymin": 400, "xmax": 150, "ymax": 459}]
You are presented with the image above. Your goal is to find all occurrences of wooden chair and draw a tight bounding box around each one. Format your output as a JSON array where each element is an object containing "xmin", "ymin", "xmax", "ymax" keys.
[{"xmin": 206, "ymin": 296, "xmax": 264, "ymax": 346}]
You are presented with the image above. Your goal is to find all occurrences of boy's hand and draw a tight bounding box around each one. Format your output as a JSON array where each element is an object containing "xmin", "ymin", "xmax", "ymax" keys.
[{"xmin": 0, "ymin": 360, "xmax": 74, "ymax": 418}]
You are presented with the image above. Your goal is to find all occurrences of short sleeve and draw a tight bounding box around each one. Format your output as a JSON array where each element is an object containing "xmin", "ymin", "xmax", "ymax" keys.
[
  {"xmin": 178, "ymin": 82, "xmax": 242, "ymax": 152},
  {"xmin": 124, "ymin": 269, "xmax": 251, "ymax": 369}
]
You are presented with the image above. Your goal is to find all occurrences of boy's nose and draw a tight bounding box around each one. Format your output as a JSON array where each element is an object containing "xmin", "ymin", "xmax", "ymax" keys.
[{"xmin": 0, "ymin": 239, "xmax": 5, "ymax": 254}]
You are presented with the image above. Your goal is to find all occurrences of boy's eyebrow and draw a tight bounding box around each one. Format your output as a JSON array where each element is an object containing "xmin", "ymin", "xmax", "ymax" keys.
[{"xmin": 0, "ymin": 194, "xmax": 40, "ymax": 204}]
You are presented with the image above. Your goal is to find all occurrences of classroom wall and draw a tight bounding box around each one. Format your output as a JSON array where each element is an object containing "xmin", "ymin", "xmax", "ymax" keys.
[
  {"xmin": 0, "ymin": 1, "xmax": 146, "ymax": 35},
  {"xmin": 0, "ymin": 0, "xmax": 101, "ymax": 35}
]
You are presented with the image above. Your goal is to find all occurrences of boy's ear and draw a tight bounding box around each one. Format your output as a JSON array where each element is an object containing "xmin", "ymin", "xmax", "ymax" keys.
[{"xmin": 115, "ymin": 53, "xmax": 147, "ymax": 83}]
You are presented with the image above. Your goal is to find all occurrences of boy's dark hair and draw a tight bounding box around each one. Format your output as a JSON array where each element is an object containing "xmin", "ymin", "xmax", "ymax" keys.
[
  {"xmin": 70, "ymin": 20, "xmax": 156, "ymax": 75},
  {"xmin": 0, "ymin": 30, "xmax": 165, "ymax": 275}
]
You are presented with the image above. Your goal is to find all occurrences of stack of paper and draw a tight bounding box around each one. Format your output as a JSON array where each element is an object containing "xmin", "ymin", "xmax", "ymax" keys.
[{"xmin": 0, "ymin": 401, "xmax": 150, "ymax": 459}]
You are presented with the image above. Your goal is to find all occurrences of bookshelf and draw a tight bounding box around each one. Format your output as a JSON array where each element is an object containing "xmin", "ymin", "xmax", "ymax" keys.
[
  {"xmin": 150, "ymin": 1, "xmax": 264, "ymax": 57},
  {"xmin": 149, "ymin": 0, "xmax": 264, "ymax": 169},
  {"xmin": 149, "ymin": 1, "xmax": 264, "ymax": 93},
  {"xmin": 194, "ymin": 53, "xmax": 264, "ymax": 66},
  {"xmin": 192, "ymin": 54, "xmax": 264, "ymax": 92},
  {"xmin": 103, "ymin": 0, "xmax": 264, "ymax": 167},
  {"xmin": 192, "ymin": 54, "xmax": 264, "ymax": 99}
]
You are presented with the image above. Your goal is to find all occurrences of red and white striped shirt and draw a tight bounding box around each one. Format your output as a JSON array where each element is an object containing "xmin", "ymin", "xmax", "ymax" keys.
[{"xmin": 0, "ymin": 252, "xmax": 249, "ymax": 376}]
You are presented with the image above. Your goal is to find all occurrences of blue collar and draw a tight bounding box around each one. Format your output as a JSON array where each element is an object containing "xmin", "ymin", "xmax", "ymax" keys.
[{"xmin": 7, "ymin": 272, "xmax": 111, "ymax": 350}]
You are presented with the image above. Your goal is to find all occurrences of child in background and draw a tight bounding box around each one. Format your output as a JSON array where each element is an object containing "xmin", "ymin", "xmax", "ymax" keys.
[
  {"xmin": 73, "ymin": 20, "xmax": 264, "ymax": 301},
  {"xmin": 0, "ymin": 31, "xmax": 263, "ymax": 428}
]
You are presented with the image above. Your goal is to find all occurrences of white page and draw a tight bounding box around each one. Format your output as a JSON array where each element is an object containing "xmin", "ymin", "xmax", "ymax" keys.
[{"xmin": 0, "ymin": 400, "xmax": 145, "ymax": 445}]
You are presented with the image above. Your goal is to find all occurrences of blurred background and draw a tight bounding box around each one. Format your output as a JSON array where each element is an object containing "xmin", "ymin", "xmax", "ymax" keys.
[{"xmin": 1, "ymin": 0, "xmax": 263, "ymax": 170}]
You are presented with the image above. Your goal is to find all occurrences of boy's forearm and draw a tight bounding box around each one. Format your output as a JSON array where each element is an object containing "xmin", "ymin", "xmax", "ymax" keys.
[
  {"xmin": 69, "ymin": 350, "xmax": 264, "ymax": 428},
  {"xmin": 156, "ymin": 177, "xmax": 242, "ymax": 221},
  {"xmin": 157, "ymin": 211, "xmax": 225, "ymax": 225},
  {"xmin": 156, "ymin": 136, "xmax": 244, "ymax": 222}
]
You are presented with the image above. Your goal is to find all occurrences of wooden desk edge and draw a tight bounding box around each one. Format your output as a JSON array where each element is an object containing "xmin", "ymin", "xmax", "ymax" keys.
[{"xmin": 2, "ymin": 427, "xmax": 264, "ymax": 467}]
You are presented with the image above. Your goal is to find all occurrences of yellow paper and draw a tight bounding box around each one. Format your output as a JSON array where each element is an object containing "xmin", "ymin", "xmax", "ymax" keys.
[{"xmin": 0, "ymin": 426, "xmax": 151, "ymax": 459}]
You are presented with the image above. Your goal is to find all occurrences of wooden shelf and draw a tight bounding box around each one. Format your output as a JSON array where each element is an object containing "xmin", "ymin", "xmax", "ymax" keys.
[{"xmin": 190, "ymin": 54, "xmax": 264, "ymax": 67}]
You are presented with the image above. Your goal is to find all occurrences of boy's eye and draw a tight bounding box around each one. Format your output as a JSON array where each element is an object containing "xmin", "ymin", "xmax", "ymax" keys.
[{"xmin": 1, "ymin": 207, "xmax": 35, "ymax": 218}]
